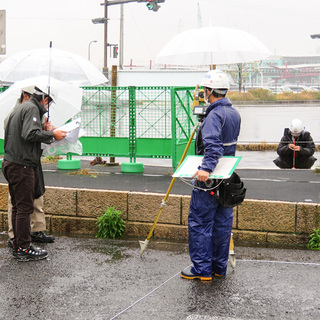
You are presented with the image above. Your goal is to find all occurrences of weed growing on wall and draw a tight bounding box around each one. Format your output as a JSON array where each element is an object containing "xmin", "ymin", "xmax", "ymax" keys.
[{"xmin": 96, "ymin": 207, "xmax": 125, "ymax": 239}]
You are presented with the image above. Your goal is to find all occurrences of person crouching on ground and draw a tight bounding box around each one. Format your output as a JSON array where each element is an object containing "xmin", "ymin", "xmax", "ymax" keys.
[{"xmin": 273, "ymin": 119, "xmax": 317, "ymax": 169}]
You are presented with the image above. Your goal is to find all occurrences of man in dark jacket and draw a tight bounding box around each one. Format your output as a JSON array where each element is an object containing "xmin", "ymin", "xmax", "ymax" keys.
[
  {"xmin": 5, "ymin": 86, "xmax": 55, "ymax": 250},
  {"xmin": 181, "ymin": 70, "xmax": 241, "ymax": 281},
  {"xmin": 274, "ymin": 119, "xmax": 317, "ymax": 169},
  {"xmin": 2, "ymin": 85, "xmax": 67, "ymax": 261}
]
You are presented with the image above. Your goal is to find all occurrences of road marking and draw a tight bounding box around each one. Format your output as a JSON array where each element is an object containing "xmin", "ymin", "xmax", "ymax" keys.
[
  {"xmin": 239, "ymin": 259, "xmax": 320, "ymax": 266},
  {"xmin": 243, "ymin": 178, "xmax": 320, "ymax": 184}
]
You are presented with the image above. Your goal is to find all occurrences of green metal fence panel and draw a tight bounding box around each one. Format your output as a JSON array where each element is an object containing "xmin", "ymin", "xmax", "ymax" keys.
[
  {"xmin": 128, "ymin": 86, "xmax": 136, "ymax": 160},
  {"xmin": 79, "ymin": 137, "xmax": 129, "ymax": 156},
  {"xmin": 134, "ymin": 86, "xmax": 172, "ymax": 158},
  {"xmin": 171, "ymin": 87, "xmax": 197, "ymax": 168},
  {"xmin": 135, "ymin": 86, "xmax": 171, "ymax": 139},
  {"xmin": 77, "ymin": 86, "xmax": 174, "ymax": 160},
  {"xmin": 80, "ymin": 86, "xmax": 129, "ymax": 138},
  {"xmin": 0, "ymin": 86, "xmax": 197, "ymax": 168},
  {"xmin": 135, "ymin": 138, "xmax": 172, "ymax": 158}
]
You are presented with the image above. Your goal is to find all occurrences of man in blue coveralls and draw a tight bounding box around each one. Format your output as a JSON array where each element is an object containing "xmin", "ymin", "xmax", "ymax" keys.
[{"xmin": 181, "ymin": 70, "xmax": 241, "ymax": 281}]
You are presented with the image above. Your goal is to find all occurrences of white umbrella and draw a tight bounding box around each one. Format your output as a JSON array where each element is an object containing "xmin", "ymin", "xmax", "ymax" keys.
[
  {"xmin": 155, "ymin": 26, "xmax": 272, "ymax": 66},
  {"xmin": 0, "ymin": 76, "xmax": 83, "ymax": 139},
  {"xmin": 0, "ymin": 48, "xmax": 108, "ymax": 86}
]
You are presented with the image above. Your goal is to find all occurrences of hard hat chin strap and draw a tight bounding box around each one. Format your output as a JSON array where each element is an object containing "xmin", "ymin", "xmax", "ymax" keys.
[
  {"xmin": 205, "ymin": 88, "xmax": 228, "ymax": 102},
  {"xmin": 205, "ymin": 88, "xmax": 214, "ymax": 102}
]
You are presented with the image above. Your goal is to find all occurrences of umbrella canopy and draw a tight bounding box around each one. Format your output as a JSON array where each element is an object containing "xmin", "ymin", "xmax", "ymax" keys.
[
  {"xmin": 0, "ymin": 76, "xmax": 83, "ymax": 139},
  {"xmin": 155, "ymin": 26, "xmax": 272, "ymax": 66},
  {"xmin": 0, "ymin": 48, "xmax": 108, "ymax": 86}
]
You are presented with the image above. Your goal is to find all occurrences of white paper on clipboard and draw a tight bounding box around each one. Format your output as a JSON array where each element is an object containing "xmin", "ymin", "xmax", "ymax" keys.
[{"xmin": 173, "ymin": 155, "xmax": 242, "ymax": 179}]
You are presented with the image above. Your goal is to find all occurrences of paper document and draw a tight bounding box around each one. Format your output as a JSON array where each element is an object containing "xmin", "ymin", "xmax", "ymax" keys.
[
  {"xmin": 58, "ymin": 119, "xmax": 82, "ymax": 144},
  {"xmin": 41, "ymin": 118, "xmax": 84, "ymax": 156},
  {"xmin": 173, "ymin": 155, "xmax": 242, "ymax": 179}
]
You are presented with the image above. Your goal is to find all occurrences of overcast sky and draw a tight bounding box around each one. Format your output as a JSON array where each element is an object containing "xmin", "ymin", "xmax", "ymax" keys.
[{"xmin": 1, "ymin": 0, "xmax": 320, "ymax": 71}]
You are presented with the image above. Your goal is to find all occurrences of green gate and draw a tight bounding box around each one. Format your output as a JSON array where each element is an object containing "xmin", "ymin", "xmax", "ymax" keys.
[
  {"xmin": 78, "ymin": 86, "xmax": 173, "ymax": 160},
  {"xmin": 77, "ymin": 86, "xmax": 197, "ymax": 168},
  {"xmin": 0, "ymin": 86, "xmax": 197, "ymax": 169},
  {"xmin": 170, "ymin": 87, "xmax": 197, "ymax": 168}
]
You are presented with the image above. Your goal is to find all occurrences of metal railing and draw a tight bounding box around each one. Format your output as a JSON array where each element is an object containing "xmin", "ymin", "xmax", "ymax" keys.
[{"xmin": 76, "ymin": 86, "xmax": 196, "ymax": 166}]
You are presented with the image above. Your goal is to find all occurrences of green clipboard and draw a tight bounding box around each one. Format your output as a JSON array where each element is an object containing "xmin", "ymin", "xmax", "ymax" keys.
[{"xmin": 173, "ymin": 155, "xmax": 242, "ymax": 179}]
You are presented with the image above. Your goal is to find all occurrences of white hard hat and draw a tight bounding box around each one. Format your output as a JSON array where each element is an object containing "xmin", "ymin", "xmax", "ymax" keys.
[
  {"xmin": 200, "ymin": 70, "xmax": 230, "ymax": 94},
  {"xmin": 289, "ymin": 119, "xmax": 304, "ymax": 136},
  {"xmin": 21, "ymin": 85, "xmax": 35, "ymax": 95},
  {"xmin": 34, "ymin": 84, "xmax": 57, "ymax": 103}
]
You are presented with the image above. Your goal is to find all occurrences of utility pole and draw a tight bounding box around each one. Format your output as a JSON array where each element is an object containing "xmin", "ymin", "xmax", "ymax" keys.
[
  {"xmin": 0, "ymin": 10, "xmax": 6, "ymax": 55},
  {"xmin": 197, "ymin": 2, "xmax": 202, "ymax": 28},
  {"xmin": 103, "ymin": 1, "xmax": 108, "ymax": 77},
  {"xmin": 94, "ymin": 0, "xmax": 165, "ymax": 73},
  {"xmin": 91, "ymin": 0, "xmax": 165, "ymax": 165},
  {"xmin": 119, "ymin": 4, "xmax": 124, "ymax": 70}
]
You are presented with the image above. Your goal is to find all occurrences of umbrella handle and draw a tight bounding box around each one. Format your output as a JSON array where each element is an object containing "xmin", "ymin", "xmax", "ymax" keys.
[{"xmin": 47, "ymin": 41, "xmax": 53, "ymax": 121}]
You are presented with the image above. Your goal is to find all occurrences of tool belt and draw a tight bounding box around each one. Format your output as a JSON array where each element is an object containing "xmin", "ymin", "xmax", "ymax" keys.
[
  {"xmin": 192, "ymin": 172, "xmax": 246, "ymax": 208},
  {"xmin": 216, "ymin": 172, "xmax": 246, "ymax": 208}
]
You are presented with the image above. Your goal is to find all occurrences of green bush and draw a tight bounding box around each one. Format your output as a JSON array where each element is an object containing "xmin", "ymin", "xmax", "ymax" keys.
[
  {"xmin": 228, "ymin": 89, "xmax": 320, "ymax": 101},
  {"xmin": 248, "ymin": 88, "xmax": 276, "ymax": 101},
  {"xmin": 96, "ymin": 207, "xmax": 125, "ymax": 239},
  {"xmin": 228, "ymin": 91, "xmax": 256, "ymax": 101},
  {"xmin": 306, "ymin": 229, "xmax": 320, "ymax": 250}
]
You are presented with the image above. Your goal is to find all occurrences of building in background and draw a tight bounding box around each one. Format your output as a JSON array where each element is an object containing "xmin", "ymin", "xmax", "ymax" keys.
[
  {"xmin": 250, "ymin": 55, "xmax": 320, "ymax": 89},
  {"xmin": 117, "ymin": 55, "xmax": 320, "ymax": 90}
]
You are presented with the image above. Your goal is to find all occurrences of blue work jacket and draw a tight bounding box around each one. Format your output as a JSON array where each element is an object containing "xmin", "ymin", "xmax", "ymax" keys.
[{"xmin": 196, "ymin": 98, "xmax": 241, "ymax": 173}]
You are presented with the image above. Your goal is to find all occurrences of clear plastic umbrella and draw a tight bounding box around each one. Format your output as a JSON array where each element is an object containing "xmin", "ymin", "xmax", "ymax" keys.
[
  {"xmin": 155, "ymin": 26, "xmax": 272, "ymax": 66},
  {"xmin": 0, "ymin": 76, "xmax": 83, "ymax": 139},
  {"xmin": 0, "ymin": 48, "xmax": 108, "ymax": 86}
]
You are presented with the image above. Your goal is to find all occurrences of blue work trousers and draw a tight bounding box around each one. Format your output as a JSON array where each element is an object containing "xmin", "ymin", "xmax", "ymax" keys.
[{"xmin": 188, "ymin": 188, "xmax": 233, "ymax": 277}]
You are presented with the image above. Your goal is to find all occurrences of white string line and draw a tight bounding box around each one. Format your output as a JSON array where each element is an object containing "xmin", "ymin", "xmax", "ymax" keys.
[
  {"xmin": 109, "ymin": 266, "xmax": 191, "ymax": 320},
  {"xmin": 109, "ymin": 259, "xmax": 320, "ymax": 319}
]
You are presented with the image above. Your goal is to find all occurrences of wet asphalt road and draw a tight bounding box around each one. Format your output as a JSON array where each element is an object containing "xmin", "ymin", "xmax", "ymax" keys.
[
  {"xmin": 16, "ymin": 159, "xmax": 320, "ymax": 204},
  {"xmin": 1, "ymin": 155, "xmax": 320, "ymax": 319},
  {"xmin": 1, "ymin": 235, "xmax": 320, "ymax": 320},
  {"xmin": 0, "ymin": 152, "xmax": 319, "ymax": 203}
]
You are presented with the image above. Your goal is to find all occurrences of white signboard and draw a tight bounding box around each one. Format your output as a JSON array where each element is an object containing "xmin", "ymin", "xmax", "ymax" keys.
[{"xmin": 173, "ymin": 155, "xmax": 242, "ymax": 179}]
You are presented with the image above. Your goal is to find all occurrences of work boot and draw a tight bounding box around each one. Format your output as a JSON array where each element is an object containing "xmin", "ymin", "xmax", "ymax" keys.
[
  {"xmin": 8, "ymin": 239, "xmax": 18, "ymax": 256},
  {"xmin": 181, "ymin": 267, "xmax": 212, "ymax": 281},
  {"xmin": 213, "ymin": 273, "xmax": 223, "ymax": 277},
  {"xmin": 15, "ymin": 244, "xmax": 48, "ymax": 262},
  {"xmin": 8, "ymin": 238, "xmax": 13, "ymax": 249},
  {"xmin": 31, "ymin": 231, "xmax": 55, "ymax": 243}
]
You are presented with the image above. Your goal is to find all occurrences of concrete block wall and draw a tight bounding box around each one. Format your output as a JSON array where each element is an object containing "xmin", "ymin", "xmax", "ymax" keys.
[{"xmin": 0, "ymin": 183, "xmax": 319, "ymax": 248}]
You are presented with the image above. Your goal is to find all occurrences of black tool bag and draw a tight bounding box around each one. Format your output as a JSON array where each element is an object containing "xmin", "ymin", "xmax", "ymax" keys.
[{"xmin": 216, "ymin": 172, "xmax": 246, "ymax": 208}]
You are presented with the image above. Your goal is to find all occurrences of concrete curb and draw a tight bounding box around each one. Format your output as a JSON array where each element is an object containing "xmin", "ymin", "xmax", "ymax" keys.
[{"xmin": 0, "ymin": 183, "xmax": 318, "ymax": 248}]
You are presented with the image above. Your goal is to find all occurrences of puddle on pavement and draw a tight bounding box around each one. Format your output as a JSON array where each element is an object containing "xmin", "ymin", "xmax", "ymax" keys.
[{"xmin": 52, "ymin": 234, "xmax": 189, "ymax": 262}]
